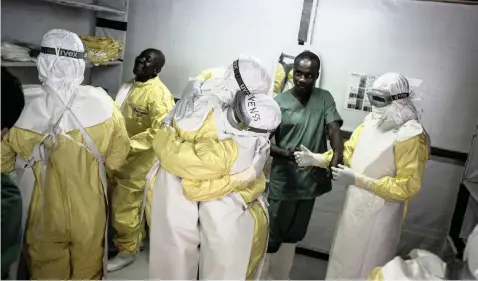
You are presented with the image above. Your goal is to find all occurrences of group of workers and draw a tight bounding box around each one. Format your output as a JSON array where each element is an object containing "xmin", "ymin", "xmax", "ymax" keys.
[{"xmin": 1, "ymin": 28, "xmax": 476, "ymax": 281}]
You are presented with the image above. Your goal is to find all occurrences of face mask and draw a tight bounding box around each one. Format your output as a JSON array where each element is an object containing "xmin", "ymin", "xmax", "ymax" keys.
[{"xmin": 372, "ymin": 105, "xmax": 389, "ymax": 119}]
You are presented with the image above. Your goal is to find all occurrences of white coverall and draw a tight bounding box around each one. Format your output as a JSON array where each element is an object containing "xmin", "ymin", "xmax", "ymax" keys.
[{"xmin": 149, "ymin": 57, "xmax": 281, "ymax": 280}]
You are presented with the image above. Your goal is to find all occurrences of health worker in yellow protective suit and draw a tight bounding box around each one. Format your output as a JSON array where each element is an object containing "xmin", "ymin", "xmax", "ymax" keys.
[
  {"xmin": 368, "ymin": 223, "xmax": 478, "ymax": 281},
  {"xmin": 149, "ymin": 57, "xmax": 281, "ymax": 280},
  {"xmin": 108, "ymin": 48, "xmax": 175, "ymax": 272},
  {"xmin": 1, "ymin": 29, "xmax": 130, "ymax": 280},
  {"xmin": 294, "ymin": 73, "xmax": 431, "ymax": 280}
]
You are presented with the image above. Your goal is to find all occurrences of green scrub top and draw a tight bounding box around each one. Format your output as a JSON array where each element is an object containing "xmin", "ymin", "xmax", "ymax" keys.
[
  {"xmin": 269, "ymin": 87, "xmax": 343, "ymax": 200},
  {"xmin": 1, "ymin": 173, "xmax": 23, "ymax": 279}
]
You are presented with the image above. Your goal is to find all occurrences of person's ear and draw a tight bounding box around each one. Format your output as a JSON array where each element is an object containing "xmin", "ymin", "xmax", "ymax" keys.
[{"xmin": 153, "ymin": 66, "xmax": 162, "ymax": 76}]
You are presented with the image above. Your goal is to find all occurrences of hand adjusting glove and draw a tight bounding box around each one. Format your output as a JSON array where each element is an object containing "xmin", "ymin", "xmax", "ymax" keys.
[
  {"xmin": 331, "ymin": 164, "xmax": 356, "ymax": 186},
  {"xmin": 331, "ymin": 164, "xmax": 376, "ymax": 190},
  {"xmin": 294, "ymin": 145, "xmax": 327, "ymax": 168},
  {"xmin": 174, "ymin": 77, "xmax": 205, "ymax": 121}
]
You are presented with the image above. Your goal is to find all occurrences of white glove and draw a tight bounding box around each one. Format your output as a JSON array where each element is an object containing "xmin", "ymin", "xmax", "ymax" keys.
[
  {"xmin": 174, "ymin": 78, "xmax": 205, "ymax": 121},
  {"xmin": 293, "ymin": 145, "xmax": 327, "ymax": 168},
  {"xmin": 230, "ymin": 166, "xmax": 257, "ymax": 189},
  {"xmin": 331, "ymin": 164, "xmax": 356, "ymax": 186},
  {"xmin": 332, "ymin": 164, "xmax": 377, "ymax": 190}
]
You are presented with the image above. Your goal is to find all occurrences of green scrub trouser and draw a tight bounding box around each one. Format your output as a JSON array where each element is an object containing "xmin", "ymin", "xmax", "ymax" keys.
[
  {"xmin": 1, "ymin": 173, "xmax": 23, "ymax": 279},
  {"xmin": 267, "ymin": 198, "xmax": 316, "ymax": 253}
]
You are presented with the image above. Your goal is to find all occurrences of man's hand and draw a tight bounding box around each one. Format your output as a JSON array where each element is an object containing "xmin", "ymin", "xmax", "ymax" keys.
[
  {"xmin": 270, "ymin": 145, "xmax": 295, "ymax": 161},
  {"xmin": 328, "ymin": 153, "xmax": 344, "ymax": 178}
]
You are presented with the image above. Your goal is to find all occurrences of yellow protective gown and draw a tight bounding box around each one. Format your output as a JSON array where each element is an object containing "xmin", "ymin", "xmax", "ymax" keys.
[
  {"xmin": 1, "ymin": 99, "xmax": 130, "ymax": 280},
  {"xmin": 112, "ymin": 76, "xmax": 175, "ymax": 254},
  {"xmin": 324, "ymin": 121, "xmax": 429, "ymax": 279},
  {"xmin": 153, "ymin": 112, "xmax": 268, "ymax": 279},
  {"xmin": 368, "ymin": 267, "xmax": 385, "ymax": 281},
  {"xmin": 274, "ymin": 63, "xmax": 286, "ymax": 94}
]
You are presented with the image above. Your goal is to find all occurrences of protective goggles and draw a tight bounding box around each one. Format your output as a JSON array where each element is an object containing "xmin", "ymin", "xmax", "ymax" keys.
[
  {"xmin": 227, "ymin": 90, "xmax": 274, "ymax": 134},
  {"xmin": 366, "ymin": 89, "xmax": 410, "ymax": 108},
  {"xmin": 40, "ymin": 46, "xmax": 87, "ymax": 60}
]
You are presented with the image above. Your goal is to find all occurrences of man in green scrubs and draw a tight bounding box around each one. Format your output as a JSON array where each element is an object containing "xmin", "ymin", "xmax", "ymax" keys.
[
  {"xmin": 262, "ymin": 51, "xmax": 344, "ymax": 280},
  {"xmin": 1, "ymin": 67, "xmax": 25, "ymax": 279}
]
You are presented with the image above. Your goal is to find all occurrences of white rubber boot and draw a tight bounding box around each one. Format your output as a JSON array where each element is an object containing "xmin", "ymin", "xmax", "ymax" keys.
[
  {"xmin": 269, "ymin": 243, "xmax": 296, "ymax": 280},
  {"xmin": 259, "ymin": 253, "xmax": 273, "ymax": 280},
  {"xmin": 107, "ymin": 253, "xmax": 135, "ymax": 272}
]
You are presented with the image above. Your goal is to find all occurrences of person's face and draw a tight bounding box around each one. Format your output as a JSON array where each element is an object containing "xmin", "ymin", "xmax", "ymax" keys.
[
  {"xmin": 293, "ymin": 58, "xmax": 319, "ymax": 95},
  {"xmin": 133, "ymin": 50, "xmax": 160, "ymax": 77}
]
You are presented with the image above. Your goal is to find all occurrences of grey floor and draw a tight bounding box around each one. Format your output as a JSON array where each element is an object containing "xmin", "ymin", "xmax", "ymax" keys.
[{"xmin": 109, "ymin": 249, "xmax": 328, "ymax": 280}]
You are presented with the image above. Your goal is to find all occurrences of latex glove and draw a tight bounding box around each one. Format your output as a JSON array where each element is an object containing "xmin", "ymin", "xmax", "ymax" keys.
[
  {"xmin": 331, "ymin": 164, "xmax": 356, "ymax": 186},
  {"xmin": 249, "ymin": 137, "xmax": 270, "ymax": 177},
  {"xmin": 174, "ymin": 78, "xmax": 205, "ymax": 121},
  {"xmin": 293, "ymin": 145, "xmax": 327, "ymax": 168},
  {"xmin": 230, "ymin": 166, "xmax": 257, "ymax": 190}
]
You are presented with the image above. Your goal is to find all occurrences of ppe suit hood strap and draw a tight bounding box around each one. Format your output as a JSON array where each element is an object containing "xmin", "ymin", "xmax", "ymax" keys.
[
  {"xmin": 40, "ymin": 46, "xmax": 87, "ymax": 60},
  {"xmin": 391, "ymin": 92, "xmax": 410, "ymax": 101},
  {"xmin": 233, "ymin": 60, "xmax": 251, "ymax": 95}
]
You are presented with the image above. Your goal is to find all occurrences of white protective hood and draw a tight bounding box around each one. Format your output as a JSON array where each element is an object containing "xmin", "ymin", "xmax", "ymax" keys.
[
  {"xmin": 365, "ymin": 73, "xmax": 429, "ymax": 145},
  {"xmin": 175, "ymin": 55, "xmax": 272, "ymax": 135},
  {"xmin": 15, "ymin": 29, "xmax": 113, "ymax": 135}
]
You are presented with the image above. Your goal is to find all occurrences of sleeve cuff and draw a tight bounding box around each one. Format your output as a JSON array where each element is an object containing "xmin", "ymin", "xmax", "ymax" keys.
[
  {"xmin": 313, "ymin": 153, "xmax": 328, "ymax": 168},
  {"xmin": 354, "ymin": 173, "xmax": 376, "ymax": 191},
  {"xmin": 323, "ymin": 150, "xmax": 334, "ymax": 167}
]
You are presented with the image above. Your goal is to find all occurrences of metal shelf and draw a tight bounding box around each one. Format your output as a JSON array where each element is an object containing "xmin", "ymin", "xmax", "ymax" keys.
[
  {"xmin": 38, "ymin": 0, "xmax": 126, "ymax": 15},
  {"xmin": 2, "ymin": 60, "xmax": 122, "ymax": 67},
  {"xmin": 1, "ymin": 61, "xmax": 36, "ymax": 67}
]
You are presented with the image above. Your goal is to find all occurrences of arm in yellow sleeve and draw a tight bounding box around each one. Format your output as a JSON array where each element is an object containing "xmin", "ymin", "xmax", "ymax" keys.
[
  {"xmin": 153, "ymin": 126, "xmax": 237, "ymax": 181},
  {"xmin": 355, "ymin": 133, "xmax": 429, "ymax": 201},
  {"xmin": 1, "ymin": 132, "xmax": 17, "ymax": 173},
  {"xmin": 181, "ymin": 172, "xmax": 266, "ymax": 202},
  {"xmin": 274, "ymin": 63, "xmax": 286, "ymax": 93},
  {"xmin": 104, "ymin": 105, "xmax": 131, "ymax": 171},
  {"xmin": 197, "ymin": 67, "xmax": 225, "ymax": 81},
  {"xmin": 367, "ymin": 267, "xmax": 384, "ymax": 281},
  {"xmin": 324, "ymin": 123, "xmax": 365, "ymax": 167},
  {"xmin": 129, "ymin": 87, "xmax": 175, "ymax": 153},
  {"xmin": 182, "ymin": 175, "xmax": 234, "ymax": 201}
]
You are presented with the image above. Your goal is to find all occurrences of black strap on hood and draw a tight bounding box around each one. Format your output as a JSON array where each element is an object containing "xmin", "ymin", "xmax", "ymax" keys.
[
  {"xmin": 40, "ymin": 47, "xmax": 86, "ymax": 60},
  {"xmin": 232, "ymin": 59, "xmax": 251, "ymax": 95}
]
